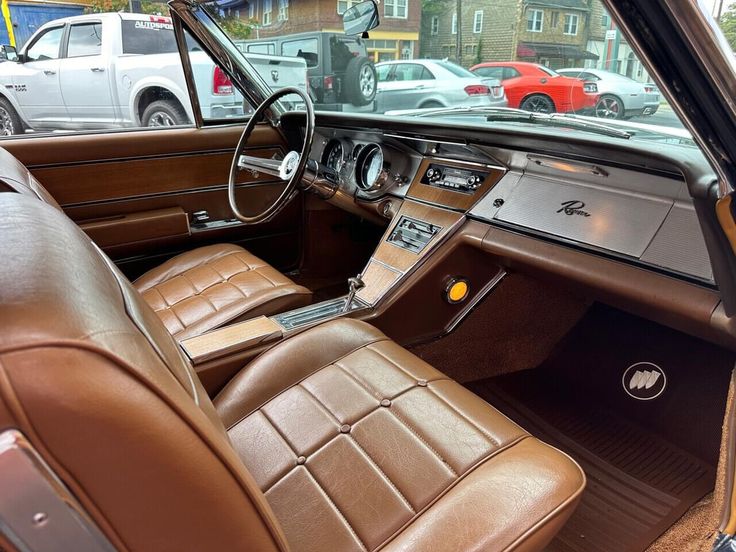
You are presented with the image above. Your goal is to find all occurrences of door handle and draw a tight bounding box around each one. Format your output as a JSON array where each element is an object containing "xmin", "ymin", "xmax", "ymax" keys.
[
  {"xmin": 90, "ymin": 67, "xmax": 105, "ymax": 72},
  {"xmin": 43, "ymin": 70, "xmax": 56, "ymax": 76}
]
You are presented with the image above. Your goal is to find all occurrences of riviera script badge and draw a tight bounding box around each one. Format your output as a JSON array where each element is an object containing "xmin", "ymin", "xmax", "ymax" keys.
[{"xmin": 557, "ymin": 200, "xmax": 591, "ymax": 217}]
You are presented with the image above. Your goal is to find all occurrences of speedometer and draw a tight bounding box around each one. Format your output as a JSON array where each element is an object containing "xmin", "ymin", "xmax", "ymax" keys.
[
  {"xmin": 322, "ymin": 139, "xmax": 344, "ymax": 171},
  {"xmin": 356, "ymin": 144, "xmax": 384, "ymax": 190}
]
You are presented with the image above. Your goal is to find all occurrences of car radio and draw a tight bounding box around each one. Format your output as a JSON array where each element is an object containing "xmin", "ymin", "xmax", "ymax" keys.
[{"xmin": 420, "ymin": 163, "xmax": 488, "ymax": 194}]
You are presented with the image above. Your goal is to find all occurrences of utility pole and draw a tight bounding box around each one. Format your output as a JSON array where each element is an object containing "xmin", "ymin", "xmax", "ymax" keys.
[
  {"xmin": 716, "ymin": 0, "xmax": 725, "ymax": 19},
  {"xmin": 455, "ymin": 0, "xmax": 461, "ymax": 64}
]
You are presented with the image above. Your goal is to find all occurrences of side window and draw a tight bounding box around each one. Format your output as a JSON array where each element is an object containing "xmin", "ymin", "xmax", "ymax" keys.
[
  {"xmin": 246, "ymin": 43, "xmax": 276, "ymax": 55},
  {"xmin": 121, "ymin": 19, "xmax": 178, "ymax": 55},
  {"xmin": 282, "ymin": 38, "xmax": 319, "ymax": 68},
  {"xmin": 503, "ymin": 67, "xmax": 521, "ymax": 79},
  {"xmin": 376, "ymin": 64, "xmax": 392, "ymax": 81},
  {"xmin": 474, "ymin": 66, "xmax": 502, "ymax": 79},
  {"xmin": 420, "ymin": 67, "xmax": 435, "ymax": 80},
  {"xmin": 25, "ymin": 26, "xmax": 64, "ymax": 62},
  {"xmin": 67, "ymin": 23, "xmax": 102, "ymax": 58},
  {"xmin": 393, "ymin": 64, "xmax": 427, "ymax": 81}
]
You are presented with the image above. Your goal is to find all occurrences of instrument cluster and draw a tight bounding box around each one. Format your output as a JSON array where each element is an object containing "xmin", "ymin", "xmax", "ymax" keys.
[{"xmin": 320, "ymin": 137, "xmax": 394, "ymax": 195}]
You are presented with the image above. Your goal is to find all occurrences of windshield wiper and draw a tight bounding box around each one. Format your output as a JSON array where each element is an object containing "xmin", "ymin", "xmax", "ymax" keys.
[
  {"xmin": 485, "ymin": 111, "xmax": 633, "ymax": 139},
  {"xmin": 390, "ymin": 106, "xmax": 530, "ymax": 118},
  {"xmin": 390, "ymin": 106, "xmax": 632, "ymax": 140}
]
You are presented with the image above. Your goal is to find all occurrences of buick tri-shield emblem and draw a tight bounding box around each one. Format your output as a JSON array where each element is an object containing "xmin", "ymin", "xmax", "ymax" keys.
[{"xmin": 622, "ymin": 362, "xmax": 667, "ymax": 400}]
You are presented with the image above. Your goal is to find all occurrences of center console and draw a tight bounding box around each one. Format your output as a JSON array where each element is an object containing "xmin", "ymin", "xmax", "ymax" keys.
[{"xmin": 181, "ymin": 155, "xmax": 506, "ymax": 391}]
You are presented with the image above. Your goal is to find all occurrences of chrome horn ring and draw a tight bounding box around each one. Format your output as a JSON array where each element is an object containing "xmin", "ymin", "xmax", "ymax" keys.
[{"xmin": 228, "ymin": 86, "xmax": 315, "ymax": 225}]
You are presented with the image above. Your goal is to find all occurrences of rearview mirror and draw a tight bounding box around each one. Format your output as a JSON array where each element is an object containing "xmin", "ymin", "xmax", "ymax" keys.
[
  {"xmin": 0, "ymin": 45, "xmax": 18, "ymax": 62},
  {"xmin": 343, "ymin": 1, "xmax": 379, "ymax": 36}
]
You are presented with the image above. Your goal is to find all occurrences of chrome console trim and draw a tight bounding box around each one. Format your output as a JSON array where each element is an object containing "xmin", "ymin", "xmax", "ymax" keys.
[
  {"xmin": 272, "ymin": 295, "xmax": 369, "ymax": 331},
  {"xmin": 0, "ymin": 430, "xmax": 116, "ymax": 552},
  {"xmin": 443, "ymin": 269, "xmax": 507, "ymax": 336}
]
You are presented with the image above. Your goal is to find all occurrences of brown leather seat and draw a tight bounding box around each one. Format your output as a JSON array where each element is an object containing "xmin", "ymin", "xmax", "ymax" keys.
[
  {"xmin": 132, "ymin": 244, "xmax": 311, "ymax": 340},
  {"xmin": 0, "ymin": 194, "xmax": 585, "ymax": 552},
  {"xmin": 0, "ymin": 147, "xmax": 312, "ymax": 339}
]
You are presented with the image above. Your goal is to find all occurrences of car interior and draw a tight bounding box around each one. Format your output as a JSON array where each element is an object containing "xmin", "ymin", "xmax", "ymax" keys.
[{"xmin": 2, "ymin": 1, "xmax": 736, "ymax": 552}]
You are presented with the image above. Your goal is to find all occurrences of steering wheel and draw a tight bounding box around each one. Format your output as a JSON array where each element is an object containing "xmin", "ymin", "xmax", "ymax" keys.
[{"xmin": 229, "ymin": 86, "xmax": 315, "ymax": 224}]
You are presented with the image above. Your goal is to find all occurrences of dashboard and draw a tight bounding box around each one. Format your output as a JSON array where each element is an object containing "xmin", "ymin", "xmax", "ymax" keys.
[{"xmin": 309, "ymin": 124, "xmax": 715, "ymax": 288}]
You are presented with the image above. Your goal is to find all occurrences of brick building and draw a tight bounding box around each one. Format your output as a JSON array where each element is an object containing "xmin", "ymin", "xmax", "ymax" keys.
[
  {"xmin": 420, "ymin": 0, "xmax": 598, "ymax": 69},
  {"xmin": 584, "ymin": 0, "xmax": 652, "ymax": 82},
  {"xmin": 241, "ymin": 0, "xmax": 421, "ymax": 60},
  {"xmin": 419, "ymin": 0, "xmax": 519, "ymax": 67}
]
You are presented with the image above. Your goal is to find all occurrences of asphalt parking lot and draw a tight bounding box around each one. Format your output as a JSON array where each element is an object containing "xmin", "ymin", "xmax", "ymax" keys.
[{"xmin": 627, "ymin": 103, "xmax": 682, "ymax": 128}]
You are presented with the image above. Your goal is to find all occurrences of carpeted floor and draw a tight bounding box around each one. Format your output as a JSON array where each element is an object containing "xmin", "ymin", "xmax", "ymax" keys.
[
  {"xmin": 409, "ymin": 273, "xmax": 590, "ymax": 383},
  {"xmin": 467, "ymin": 304, "xmax": 735, "ymax": 552}
]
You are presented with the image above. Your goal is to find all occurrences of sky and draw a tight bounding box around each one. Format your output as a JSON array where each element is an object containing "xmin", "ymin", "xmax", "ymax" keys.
[{"xmin": 704, "ymin": 0, "xmax": 736, "ymax": 17}]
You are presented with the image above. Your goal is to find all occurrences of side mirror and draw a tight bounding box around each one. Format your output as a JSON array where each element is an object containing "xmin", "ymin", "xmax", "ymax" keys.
[
  {"xmin": 343, "ymin": 1, "xmax": 379, "ymax": 36},
  {"xmin": 0, "ymin": 45, "xmax": 19, "ymax": 62}
]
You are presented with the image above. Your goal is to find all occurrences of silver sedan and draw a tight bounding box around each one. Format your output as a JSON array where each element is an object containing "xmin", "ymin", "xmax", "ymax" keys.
[
  {"xmin": 557, "ymin": 68, "xmax": 660, "ymax": 120},
  {"xmin": 374, "ymin": 59, "xmax": 506, "ymax": 113}
]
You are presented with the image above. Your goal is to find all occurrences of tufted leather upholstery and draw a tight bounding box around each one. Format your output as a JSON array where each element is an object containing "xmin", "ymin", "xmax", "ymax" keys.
[
  {"xmin": 0, "ymin": 147, "xmax": 311, "ymax": 339},
  {"xmin": 134, "ymin": 244, "xmax": 311, "ymax": 340},
  {"xmin": 1, "ymin": 193, "xmax": 585, "ymax": 551},
  {"xmin": 216, "ymin": 320, "xmax": 586, "ymax": 552}
]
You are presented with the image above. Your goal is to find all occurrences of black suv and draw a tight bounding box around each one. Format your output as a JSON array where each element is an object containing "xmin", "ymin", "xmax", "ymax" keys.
[{"xmin": 237, "ymin": 32, "xmax": 377, "ymax": 111}]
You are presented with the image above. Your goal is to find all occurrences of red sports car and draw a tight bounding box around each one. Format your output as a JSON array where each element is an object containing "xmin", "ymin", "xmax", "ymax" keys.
[{"xmin": 470, "ymin": 62, "xmax": 599, "ymax": 114}]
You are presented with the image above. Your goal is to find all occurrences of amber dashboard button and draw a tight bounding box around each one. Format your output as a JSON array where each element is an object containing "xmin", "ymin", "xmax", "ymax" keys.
[{"xmin": 445, "ymin": 278, "xmax": 469, "ymax": 304}]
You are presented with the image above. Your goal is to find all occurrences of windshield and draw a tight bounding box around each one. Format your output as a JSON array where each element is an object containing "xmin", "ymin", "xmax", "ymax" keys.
[{"xmin": 194, "ymin": 0, "xmax": 735, "ymax": 148}]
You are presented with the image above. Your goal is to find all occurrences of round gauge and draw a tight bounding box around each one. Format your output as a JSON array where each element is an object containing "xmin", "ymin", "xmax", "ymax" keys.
[
  {"xmin": 322, "ymin": 139, "xmax": 344, "ymax": 171},
  {"xmin": 356, "ymin": 144, "xmax": 384, "ymax": 190},
  {"xmin": 352, "ymin": 143, "xmax": 364, "ymax": 160}
]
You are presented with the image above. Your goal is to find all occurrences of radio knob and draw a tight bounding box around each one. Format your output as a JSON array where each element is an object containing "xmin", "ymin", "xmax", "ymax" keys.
[{"xmin": 466, "ymin": 177, "xmax": 475, "ymax": 186}]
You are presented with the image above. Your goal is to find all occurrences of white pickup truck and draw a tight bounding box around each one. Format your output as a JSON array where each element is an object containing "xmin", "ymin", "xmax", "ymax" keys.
[{"xmin": 0, "ymin": 12, "xmax": 307, "ymax": 134}]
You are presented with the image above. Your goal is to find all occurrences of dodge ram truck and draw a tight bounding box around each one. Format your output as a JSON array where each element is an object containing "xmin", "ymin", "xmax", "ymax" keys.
[{"xmin": 0, "ymin": 12, "xmax": 307, "ymax": 134}]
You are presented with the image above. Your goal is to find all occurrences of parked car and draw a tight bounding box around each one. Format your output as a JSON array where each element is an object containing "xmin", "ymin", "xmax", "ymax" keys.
[
  {"xmin": 374, "ymin": 59, "xmax": 506, "ymax": 113},
  {"xmin": 0, "ymin": 12, "xmax": 307, "ymax": 134},
  {"xmin": 470, "ymin": 61, "xmax": 598, "ymax": 114},
  {"xmin": 557, "ymin": 68, "xmax": 660, "ymax": 119},
  {"xmin": 237, "ymin": 31, "xmax": 377, "ymax": 112}
]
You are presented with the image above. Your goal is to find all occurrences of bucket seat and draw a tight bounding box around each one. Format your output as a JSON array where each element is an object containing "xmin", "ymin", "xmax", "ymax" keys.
[
  {"xmin": 0, "ymin": 193, "xmax": 584, "ymax": 552},
  {"xmin": 0, "ymin": 147, "xmax": 311, "ymax": 340}
]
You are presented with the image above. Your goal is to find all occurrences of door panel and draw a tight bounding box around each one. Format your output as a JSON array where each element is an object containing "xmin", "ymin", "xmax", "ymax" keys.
[
  {"xmin": 30, "ymin": 147, "xmax": 284, "ymax": 205},
  {"xmin": 0, "ymin": 124, "xmax": 302, "ymax": 278}
]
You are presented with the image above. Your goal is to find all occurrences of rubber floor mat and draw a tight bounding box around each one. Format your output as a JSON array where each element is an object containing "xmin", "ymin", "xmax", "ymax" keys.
[{"xmin": 466, "ymin": 305, "xmax": 734, "ymax": 552}]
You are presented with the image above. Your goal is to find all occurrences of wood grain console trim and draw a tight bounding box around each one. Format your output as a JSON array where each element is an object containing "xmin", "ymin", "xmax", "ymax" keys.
[
  {"xmin": 406, "ymin": 157, "xmax": 505, "ymax": 210},
  {"xmin": 357, "ymin": 200, "xmax": 464, "ymax": 306},
  {"xmin": 372, "ymin": 201, "xmax": 463, "ymax": 273},
  {"xmin": 356, "ymin": 261, "xmax": 402, "ymax": 305},
  {"xmin": 180, "ymin": 316, "xmax": 283, "ymax": 364}
]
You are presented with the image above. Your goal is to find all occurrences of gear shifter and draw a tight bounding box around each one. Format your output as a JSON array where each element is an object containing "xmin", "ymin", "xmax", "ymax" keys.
[{"xmin": 343, "ymin": 274, "xmax": 365, "ymax": 313}]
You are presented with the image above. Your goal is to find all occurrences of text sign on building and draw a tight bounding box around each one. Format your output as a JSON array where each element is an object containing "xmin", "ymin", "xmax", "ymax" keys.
[{"xmin": 605, "ymin": 29, "xmax": 617, "ymax": 41}]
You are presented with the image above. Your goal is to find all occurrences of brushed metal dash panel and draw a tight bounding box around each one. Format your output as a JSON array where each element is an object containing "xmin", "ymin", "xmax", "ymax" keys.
[
  {"xmin": 494, "ymin": 176, "xmax": 673, "ymax": 258},
  {"xmin": 641, "ymin": 203, "xmax": 714, "ymax": 282}
]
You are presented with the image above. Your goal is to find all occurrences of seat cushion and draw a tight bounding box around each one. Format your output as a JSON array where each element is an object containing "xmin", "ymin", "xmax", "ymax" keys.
[
  {"xmin": 134, "ymin": 243, "xmax": 311, "ymax": 340},
  {"xmin": 215, "ymin": 319, "xmax": 585, "ymax": 552}
]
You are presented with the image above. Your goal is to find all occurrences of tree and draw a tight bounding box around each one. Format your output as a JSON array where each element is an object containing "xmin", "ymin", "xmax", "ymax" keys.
[
  {"xmin": 85, "ymin": 0, "xmax": 128, "ymax": 13},
  {"xmin": 84, "ymin": 0, "xmax": 253, "ymax": 39},
  {"xmin": 85, "ymin": 0, "xmax": 167, "ymax": 14},
  {"xmin": 720, "ymin": 5, "xmax": 736, "ymax": 51},
  {"xmin": 215, "ymin": 14, "xmax": 254, "ymax": 40}
]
